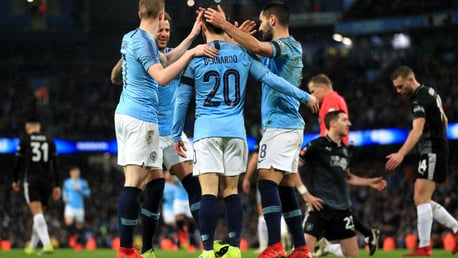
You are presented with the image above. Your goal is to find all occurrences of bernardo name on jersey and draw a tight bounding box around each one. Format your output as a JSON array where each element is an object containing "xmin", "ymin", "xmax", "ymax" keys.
[{"xmin": 204, "ymin": 55, "xmax": 238, "ymax": 65}]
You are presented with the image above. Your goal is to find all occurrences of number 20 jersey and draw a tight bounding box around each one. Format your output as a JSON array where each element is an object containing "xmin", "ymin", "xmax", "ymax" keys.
[{"xmin": 179, "ymin": 41, "xmax": 269, "ymax": 141}]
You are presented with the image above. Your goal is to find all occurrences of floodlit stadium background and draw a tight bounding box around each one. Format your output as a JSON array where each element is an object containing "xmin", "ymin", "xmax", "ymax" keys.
[{"xmin": 0, "ymin": 0, "xmax": 457, "ymax": 251}]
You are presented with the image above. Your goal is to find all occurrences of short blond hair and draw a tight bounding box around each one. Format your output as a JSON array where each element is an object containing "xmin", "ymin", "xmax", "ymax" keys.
[
  {"xmin": 309, "ymin": 73, "xmax": 333, "ymax": 89},
  {"xmin": 139, "ymin": 0, "xmax": 164, "ymax": 19}
]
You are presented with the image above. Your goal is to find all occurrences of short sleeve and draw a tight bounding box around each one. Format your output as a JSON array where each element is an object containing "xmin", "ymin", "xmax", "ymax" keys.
[{"xmin": 134, "ymin": 35, "xmax": 160, "ymax": 72}]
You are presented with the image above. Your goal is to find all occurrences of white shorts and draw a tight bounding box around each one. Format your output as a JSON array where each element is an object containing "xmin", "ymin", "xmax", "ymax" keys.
[
  {"xmin": 160, "ymin": 134, "xmax": 193, "ymax": 171},
  {"xmin": 257, "ymin": 129, "xmax": 303, "ymax": 174},
  {"xmin": 173, "ymin": 199, "xmax": 192, "ymax": 218},
  {"xmin": 162, "ymin": 209, "xmax": 175, "ymax": 224},
  {"xmin": 115, "ymin": 114, "xmax": 162, "ymax": 169},
  {"xmin": 193, "ymin": 137, "xmax": 248, "ymax": 176},
  {"xmin": 64, "ymin": 206, "xmax": 85, "ymax": 223}
]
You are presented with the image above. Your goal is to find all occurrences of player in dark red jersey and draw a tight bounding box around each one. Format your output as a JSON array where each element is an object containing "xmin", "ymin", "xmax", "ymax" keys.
[
  {"xmin": 11, "ymin": 117, "xmax": 61, "ymax": 255},
  {"xmin": 386, "ymin": 66, "xmax": 458, "ymax": 257}
]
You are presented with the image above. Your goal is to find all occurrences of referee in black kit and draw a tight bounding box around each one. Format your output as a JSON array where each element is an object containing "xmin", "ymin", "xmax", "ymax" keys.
[{"xmin": 11, "ymin": 116, "xmax": 61, "ymax": 255}]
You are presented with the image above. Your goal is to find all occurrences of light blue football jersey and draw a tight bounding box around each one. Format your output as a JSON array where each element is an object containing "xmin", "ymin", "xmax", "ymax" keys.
[
  {"xmin": 115, "ymin": 28, "xmax": 161, "ymax": 123},
  {"xmin": 62, "ymin": 178, "xmax": 90, "ymax": 209},
  {"xmin": 172, "ymin": 40, "xmax": 311, "ymax": 143},
  {"xmin": 174, "ymin": 177, "xmax": 189, "ymax": 201},
  {"xmin": 261, "ymin": 36, "xmax": 305, "ymax": 130},
  {"xmin": 163, "ymin": 182, "xmax": 177, "ymax": 211},
  {"xmin": 158, "ymin": 47, "xmax": 181, "ymax": 136}
]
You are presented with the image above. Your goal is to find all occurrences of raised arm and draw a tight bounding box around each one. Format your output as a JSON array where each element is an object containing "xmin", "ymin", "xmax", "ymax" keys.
[
  {"xmin": 164, "ymin": 10, "xmax": 203, "ymax": 65},
  {"xmin": 149, "ymin": 44, "xmax": 218, "ymax": 86},
  {"xmin": 204, "ymin": 5, "xmax": 274, "ymax": 57},
  {"xmin": 250, "ymin": 60, "xmax": 319, "ymax": 113}
]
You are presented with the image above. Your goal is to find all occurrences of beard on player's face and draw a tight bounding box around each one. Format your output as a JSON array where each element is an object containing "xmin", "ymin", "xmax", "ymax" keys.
[{"xmin": 261, "ymin": 27, "xmax": 273, "ymax": 41}]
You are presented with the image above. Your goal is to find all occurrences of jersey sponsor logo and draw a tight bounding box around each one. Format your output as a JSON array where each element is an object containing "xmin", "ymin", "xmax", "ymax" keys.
[
  {"xmin": 330, "ymin": 155, "xmax": 348, "ymax": 171},
  {"xmin": 203, "ymin": 55, "xmax": 238, "ymax": 65}
]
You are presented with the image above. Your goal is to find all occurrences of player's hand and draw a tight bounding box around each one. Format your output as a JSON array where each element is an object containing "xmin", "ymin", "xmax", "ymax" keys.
[
  {"xmin": 192, "ymin": 44, "xmax": 218, "ymax": 58},
  {"xmin": 368, "ymin": 177, "xmax": 387, "ymax": 191},
  {"xmin": 174, "ymin": 140, "xmax": 187, "ymax": 158},
  {"xmin": 242, "ymin": 178, "xmax": 250, "ymax": 194},
  {"xmin": 385, "ymin": 152, "xmax": 404, "ymax": 171},
  {"xmin": 12, "ymin": 182, "xmax": 20, "ymax": 192},
  {"xmin": 303, "ymin": 192, "xmax": 324, "ymax": 211},
  {"xmin": 52, "ymin": 187, "xmax": 61, "ymax": 201},
  {"xmin": 189, "ymin": 9, "xmax": 204, "ymax": 39},
  {"xmin": 204, "ymin": 5, "xmax": 227, "ymax": 28},
  {"xmin": 235, "ymin": 20, "xmax": 257, "ymax": 35},
  {"xmin": 306, "ymin": 95, "xmax": 320, "ymax": 113}
]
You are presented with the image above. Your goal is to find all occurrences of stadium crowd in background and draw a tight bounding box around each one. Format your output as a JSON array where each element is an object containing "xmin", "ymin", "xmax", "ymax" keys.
[{"xmin": 0, "ymin": 0, "xmax": 457, "ymax": 256}]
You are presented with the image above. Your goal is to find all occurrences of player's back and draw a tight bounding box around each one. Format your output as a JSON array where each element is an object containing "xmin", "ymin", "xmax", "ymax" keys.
[
  {"xmin": 17, "ymin": 132, "xmax": 57, "ymax": 183},
  {"xmin": 260, "ymin": 36, "xmax": 304, "ymax": 130},
  {"xmin": 116, "ymin": 28, "xmax": 160, "ymax": 123},
  {"xmin": 186, "ymin": 40, "xmax": 253, "ymax": 140}
]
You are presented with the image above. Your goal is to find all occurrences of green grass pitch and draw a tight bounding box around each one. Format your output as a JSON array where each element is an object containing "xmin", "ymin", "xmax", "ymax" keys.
[{"xmin": 0, "ymin": 248, "xmax": 455, "ymax": 258}]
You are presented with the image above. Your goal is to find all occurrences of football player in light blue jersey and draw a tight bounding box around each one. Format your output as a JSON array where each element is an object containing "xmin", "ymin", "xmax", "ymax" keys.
[
  {"xmin": 162, "ymin": 171, "xmax": 179, "ymax": 249},
  {"xmin": 62, "ymin": 166, "xmax": 91, "ymax": 250},
  {"xmin": 111, "ymin": 11, "xmax": 207, "ymax": 256},
  {"xmin": 172, "ymin": 11, "xmax": 317, "ymax": 258},
  {"xmin": 155, "ymin": 15, "xmax": 201, "ymax": 237},
  {"xmin": 110, "ymin": 1, "xmax": 218, "ymax": 257},
  {"xmin": 205, "ymin": 3, "xmax": 319, "ymax": 258}
]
